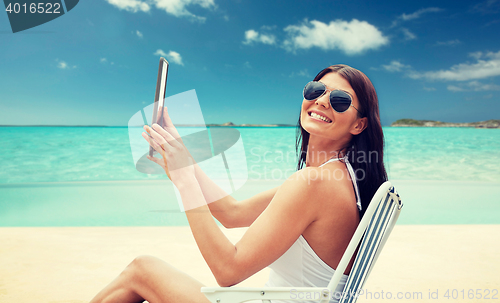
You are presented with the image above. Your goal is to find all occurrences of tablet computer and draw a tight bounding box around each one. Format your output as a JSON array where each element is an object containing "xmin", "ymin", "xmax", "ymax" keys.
[{"xmin": 150, "ymin": 57, "xmax": 169, "ymax": 156}]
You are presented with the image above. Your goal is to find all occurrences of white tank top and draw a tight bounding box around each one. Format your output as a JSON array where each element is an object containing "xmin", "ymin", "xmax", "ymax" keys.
[{"xmin": 264, "ymin": 157, "xmax": 361, "ymax": 303}]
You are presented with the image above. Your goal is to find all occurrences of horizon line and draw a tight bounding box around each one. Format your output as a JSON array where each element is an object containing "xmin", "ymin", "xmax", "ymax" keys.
[{"xmin": 0, "ymin": 124, "xmax": 298, "ymax": 128}]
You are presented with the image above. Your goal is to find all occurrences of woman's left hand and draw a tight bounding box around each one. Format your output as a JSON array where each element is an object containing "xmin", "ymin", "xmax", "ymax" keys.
[{"xmin": 142, "ymin": 120, "xmax": 195, "ymax": 187}]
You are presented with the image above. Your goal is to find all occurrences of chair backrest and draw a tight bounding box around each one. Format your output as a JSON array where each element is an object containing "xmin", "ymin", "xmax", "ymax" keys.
[{"xmin": 326, "ymin": 181, "xmax": 402, "ymax": 303}]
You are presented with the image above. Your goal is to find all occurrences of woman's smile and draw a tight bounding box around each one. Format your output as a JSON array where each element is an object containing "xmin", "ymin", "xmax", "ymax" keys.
[{"xmin": 308, "ymin": 110, "xmax": 332, "ymax": 123}]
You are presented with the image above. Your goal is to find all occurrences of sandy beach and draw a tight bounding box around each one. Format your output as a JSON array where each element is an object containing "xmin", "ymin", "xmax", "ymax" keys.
[{"xmin": 0, "ymin": 225, "xmax": 499, "ymax": 303}]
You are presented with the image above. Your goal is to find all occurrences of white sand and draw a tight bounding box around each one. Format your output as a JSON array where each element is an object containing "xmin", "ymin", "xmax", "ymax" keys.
[{"xmin": 0, "ymin": 225, "xmax": 499, "ymax": 303}]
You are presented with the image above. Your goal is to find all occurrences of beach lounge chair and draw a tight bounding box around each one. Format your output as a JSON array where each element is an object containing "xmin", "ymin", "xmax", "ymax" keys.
[{"xmin": 201, "ymin": 181, "xmax": 403, "ymax": 303}]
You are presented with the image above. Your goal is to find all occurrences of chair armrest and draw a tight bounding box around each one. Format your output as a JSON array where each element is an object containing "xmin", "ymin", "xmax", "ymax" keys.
[{"xmin": 201, "ymin": 286, "xmax": 331, "ymax": 303}]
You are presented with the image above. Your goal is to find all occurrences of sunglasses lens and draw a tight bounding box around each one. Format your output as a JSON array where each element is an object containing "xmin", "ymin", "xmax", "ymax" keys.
[
  {"xmin": 303, "ymin": 82, "xmax": 326, "ymax": 101},
  {"xmin": 330, "ymin": 90, "xmax": 351, "ymax": 113}
]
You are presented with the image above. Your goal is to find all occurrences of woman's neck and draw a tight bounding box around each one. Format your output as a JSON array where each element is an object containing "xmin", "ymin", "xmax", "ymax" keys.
[{"xmin": 305, "ymin": 134, "xmax": 350, "ymax": 167}]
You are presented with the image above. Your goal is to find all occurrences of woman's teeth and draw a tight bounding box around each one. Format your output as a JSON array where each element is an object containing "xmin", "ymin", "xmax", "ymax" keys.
[{"xmin": 310, "ymin": 112, "xmax": 331, "ymax": 123}]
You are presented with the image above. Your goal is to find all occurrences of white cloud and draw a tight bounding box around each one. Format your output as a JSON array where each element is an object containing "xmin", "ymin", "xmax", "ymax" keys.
[
  {"xmin": 289, "ymin": 69, "xmax": 311, "ymax": 78},
  {"xmin": 473, "ymin": 0, "xmax": 500, "ymax": 14},
  {"xmin": 282, "ymin": 19, "xmax": 388, "ymax": 55},
  {"xmin": 154, "ymin": 49, "xmax": 184, "ymax": 65},
  {"xmin": 381, "ymin": 51, "xmax": 500, "ymax": 92},
  {"xmin": 391, "ymin": 7, "xmax": 443, "ymax": 27},
  {"xmin": 154, "ymin": 0, "xmax": 215, "ymax": 22},
  {"xmin": 100, "ymin": 58, "xmax": 114, "ymax": 65},
  {"xmin": 400, "ymin": 7, "xmax": 443, "ymax": 21},
  {"xmin": 167, "ymin": 51, "xmax": 184, "ymax": 65},
  {"xmin": 410, "ymin": 50, "xmax": 500, "ymax": 81},
  {"xmin": 243, "ymin": 29, "xmax": 276, "ymax": 45},
  {"xmin": 469, "ymin": 51, "xmax": 484, "ymax": 60},
  {"xmin": 244, "ymin": 29, "xmax": 258, "ymax": 41},
  {"xmin": 382, "ymin": 60, "xmax": 411, "ymax": 72},
  {"xmin": 435, "ymin": 39, "xmax": 461, "ymax": 46},
  {"xmin": 447, "ymin": 81, "xmax": 500, "ymax": 92},
  {"xmin": 105, "ymin": 0, "xmax": 215, "ymax": 22},
  {"xmin": 447, "ymin": 85, "xmax": 465, "ymax": 92},
  {"xmin": 105, "ymin": 0, "xmax": 150, "ymax": 12},
  {"xmin": 260, "ymin": 25, "xmax": 277, "ymax": 31},
  {"xmin": 56, "ymin": 60, "xmax": 76, "ymax": 69},
  {"xmin": 401, "ymin": 28, "xmax": 416, "ymax": 40},
  {"xmin": 135, "ymin": 30, "xmax": 143, "ymax": 38},
  {"xmin": 154, "ymin": 49, "xmax": 168, "ymax": 56},
  {"xmin": 58, "ymin": 61, "xmax": 68, "ymax": 69}
]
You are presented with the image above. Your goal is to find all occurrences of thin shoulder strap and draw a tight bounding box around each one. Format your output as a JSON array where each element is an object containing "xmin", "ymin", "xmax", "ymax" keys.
[
  {"xmin": 318, "ymin": 157, "xmax": 342, "ymax": 167},
  {"xmin": 318, "ymin": 156, "xmax": 362, "ymax": 211},
  {"xmin": 344, "ymin": 157, "xmax": 362, "ymax": 211}
]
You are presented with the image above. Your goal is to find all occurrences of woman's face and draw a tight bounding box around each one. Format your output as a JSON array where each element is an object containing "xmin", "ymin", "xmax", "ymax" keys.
[{"xmin": 300, "ymin": 72, "xmax": 365, "ymax": 142}]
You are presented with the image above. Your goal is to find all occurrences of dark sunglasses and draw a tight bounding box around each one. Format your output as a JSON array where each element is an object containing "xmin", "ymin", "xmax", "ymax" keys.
[{"xmin": 303, "ymin": 81, "xmax": 361, "ymax": 114}]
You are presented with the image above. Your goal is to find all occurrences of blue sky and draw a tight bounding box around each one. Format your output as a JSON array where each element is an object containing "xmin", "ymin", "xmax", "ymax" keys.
[{"xmin": 1, "ymin": 0, "xmax": 499, "ymax": 126}]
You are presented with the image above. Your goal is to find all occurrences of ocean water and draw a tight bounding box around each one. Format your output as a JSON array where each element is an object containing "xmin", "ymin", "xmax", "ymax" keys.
[
  {"xmin": 0, "ymin": 126, "xmax": 499, "ymax": 226},
  {"xmin": 1, "ymin": 126, "xmax": 500, "ymax": 183}
]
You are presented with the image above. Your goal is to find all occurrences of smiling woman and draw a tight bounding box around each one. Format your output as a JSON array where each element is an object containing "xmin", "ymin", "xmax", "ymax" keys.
[
  {"xmin": 89, "ymin": 64, "xmax": 387, "ymax": 303},
  {"xmin": 297, "ymin": 64, "xmax": 387, "ymax": 218}
]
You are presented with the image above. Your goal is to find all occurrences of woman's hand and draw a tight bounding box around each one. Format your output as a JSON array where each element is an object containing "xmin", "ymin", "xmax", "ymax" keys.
[
  {"xmin": 145, "ymin": 142, "xmax": 172, "ymax": 180},
  {"xmin": 142, "ymin": 107, "xmax": 195, "ymax": 186}
]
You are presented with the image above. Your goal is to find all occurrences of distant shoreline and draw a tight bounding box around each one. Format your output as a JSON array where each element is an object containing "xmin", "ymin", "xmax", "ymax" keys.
[
  {"xmin": 391, "ymin": 119, "xmax": 500, "ymax": 128},
  {"xmin": 208, "ymin": 122, "xmax": 295, "ymax": 127},
  {"xmin": 0, "ymin": 123, "xmax": 296, "ymax": 128},
  {"xmin": 2, "ymin": 119, "xmax": 499, "ymax": 128}
]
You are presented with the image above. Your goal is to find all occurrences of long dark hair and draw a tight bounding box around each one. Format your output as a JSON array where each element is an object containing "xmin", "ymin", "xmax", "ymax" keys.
[{"xmin": 295, "ymin": 64, "xmax": 387, "ymax": 217}]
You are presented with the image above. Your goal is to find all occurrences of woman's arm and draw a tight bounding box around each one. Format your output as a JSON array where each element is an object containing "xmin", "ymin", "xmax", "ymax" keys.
[
  {"xmin": 146, "ymin": 150, "xmax": 276, "ymax": 227},
  {"xmin": 178, "ymin": 167, "xmax": 331, "ymax": 286},
  {"xmin": 192, "ymin": 163, "xmax": 279, "ymax": 228}
]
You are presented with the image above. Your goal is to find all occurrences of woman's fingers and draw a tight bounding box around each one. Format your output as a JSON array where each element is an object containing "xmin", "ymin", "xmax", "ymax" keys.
[
  {"xmin": 146, "ymin": 154, "xmax": 163, "ymax": 166},
  {"xmin": 150, "ymin": 124, "xmax": 183, "ymax": 149},
  {"xmin": 144, "ymin": 125, "xmax": 184, "ymax": 159},
  {"xmin": 144, "ymin": 125, "xmax": 176, "ymax": 151},
  {"xmin": 141, "ymin": 132, "xmax": 165, "ymax": 156},
  {"xmin": 147, "ymin": 155, "xmax": 172, "ymax": 179},
  {"xmin": 158, "ymin": 106, "xmax": 174, "ymax": 128},
  {"xmin": 158, "ymin": 106, "xmax": 182, "ymax": 138},
  {"xmin": 147, "ymin": 154, "xmax": 168, "ymax": 169},
  {"xmin": 143, "ymin": 122, "xmax": 195, "ymax": 175}
]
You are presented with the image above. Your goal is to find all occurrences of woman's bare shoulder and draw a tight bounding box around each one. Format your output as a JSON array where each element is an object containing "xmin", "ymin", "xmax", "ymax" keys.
[
  {"xmin": 287, "ymin": 162, "xmax": 352, "ymax": 189},
  {"xmin": 278, "ymin": 163, "xmax": 356, "ymax": 213},
  {"xmin": 285, "ymin": 162, "xmax": 356, "ymax": 209}
]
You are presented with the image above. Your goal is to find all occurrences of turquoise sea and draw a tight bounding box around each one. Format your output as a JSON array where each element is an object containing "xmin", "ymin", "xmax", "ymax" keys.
[{"xmin": 1, "ymin": 126, "xmax": 499, "ymax": 226}]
